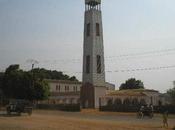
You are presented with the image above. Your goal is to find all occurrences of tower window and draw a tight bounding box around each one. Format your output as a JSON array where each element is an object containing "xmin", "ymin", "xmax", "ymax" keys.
[
  {"xmin": 97, "ymin": 55, "xmax": 101, "ymax": 73},
  {"xmin": 86, "ymin": 55, "xmax": 90, "ymax": 74},
  {"xmin": 87, "ymin": 23, "xmax": 90, "ymax": 36},
  {"xmin": 96, "ymin": 23, "xmax": 100, "ymax": 36}
]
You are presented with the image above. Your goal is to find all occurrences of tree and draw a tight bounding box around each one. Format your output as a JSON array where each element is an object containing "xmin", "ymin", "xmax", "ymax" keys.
[
  {"xmin": 1, "ymin": 65, "xmax": 50, "ymax": 101},
  {"xmin": 167, "ymin": 87, "xmax": 175, "ymax": 105},
  {"xmin": 32, "ymin": 68, "xmax": 78, "ymax": 81},
  {"xmin": 0, "ymin": 72, "xmax": 4, "ymax": 90},
  {"xmin": 2, "ymin": 65, "xmax": 22, "ymax": 98},
  {"xmin": 119, "ymin": 78, "xmax": 144, "ymax": 90},
  {"xmin": 33, "ymin": 80, "xmax": 50, "ymax": 100},
  {"xmin": 1, "ymin": 65, "xmax": 78, "ymax": 101},
  {"xmin": 0, "ymin": 72, "xmax": 4, "ymax": 102}
]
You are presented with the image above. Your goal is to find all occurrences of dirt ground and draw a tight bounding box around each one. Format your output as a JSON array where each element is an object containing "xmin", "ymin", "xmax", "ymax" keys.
[{"xmin": 0, "ymin": 109, "xmax": 175, "ymax": 130}]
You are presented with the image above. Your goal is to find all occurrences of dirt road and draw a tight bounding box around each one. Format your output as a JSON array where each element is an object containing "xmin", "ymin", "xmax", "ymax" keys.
[{"xmin": 0, "ymin": 110, "xmax": 174, "ymax": 130}]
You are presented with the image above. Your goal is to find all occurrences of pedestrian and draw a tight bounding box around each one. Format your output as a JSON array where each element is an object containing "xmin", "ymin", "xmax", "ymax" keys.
[
  {"xmin": 149, "ymin": 104, "xmax": 154, "ymax": 117},
  {"xmin": 139, "ymin": 106, "xmax": 144, "ymax": 118},
  {"xmin": 162, "ymin": 111, "xmax": 168, "ymax": 128}
]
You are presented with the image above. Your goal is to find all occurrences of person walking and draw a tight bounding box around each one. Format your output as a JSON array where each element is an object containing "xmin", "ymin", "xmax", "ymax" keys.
[
  {"xmin": 162, "ymin": 111, "xmax": 168, "ymax": 128},
  {"xmin": 139, "ymin": 106, "xmax": 144, "ymax": 118}
]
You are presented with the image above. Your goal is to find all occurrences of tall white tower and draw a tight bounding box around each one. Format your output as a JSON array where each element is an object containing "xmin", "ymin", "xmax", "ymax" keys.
[{"xmin": 81, "ymin": 0, "xmax": 106, "ymax": 108}]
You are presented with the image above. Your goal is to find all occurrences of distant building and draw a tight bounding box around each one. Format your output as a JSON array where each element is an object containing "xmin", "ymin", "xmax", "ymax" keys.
[
  {"xmin": 44, "ymin": 79, "xmax": 81, "ymax": 105},
  {"xmin": 159, "ymin": 93, "xmax": 172, "ymax": 105},
  {"xmin": 41, "ymin": 79, "xmax": 115, "ymax": 105},
  {"xmin": 100, "ymin": 89, "xmax": 166, "ymax": 107},
  {"xmin": 106, "ymin": 82, "xmax": 115, "ymax": 91},
  {"xmin": 41, "ymin": 79, "xmax": 167, "ymax": 108}
]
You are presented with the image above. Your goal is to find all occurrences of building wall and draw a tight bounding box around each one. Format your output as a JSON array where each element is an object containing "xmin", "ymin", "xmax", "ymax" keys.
[
  {"xmin": 45, "ymin": 80, "xmax": 165, "ymax": 108},
  {"xmin": 94, "ymin": 86, "xmax": 106, "ymax": 108},
  {"xmin": 106, "ymin": 82, "xmax": 115, "ymax": 91},
  {"xmin": 49, "ymin": 81, "xmax": 81, "ymax": 93},
  {"xmin": 100, "ymin": 90, "xmax": 165, "ymax": 107},
  {"xmin": 100, "ymin": 95, "xmax": 147, "ymax": 106},
  {"xmin": 143, "ymin": 91, "xmax": 161, "ymax": 106},
  {"xmin": 45, "ymin": 79, "xmax": 115, "ymax": 107},
  {"xmin": 44, "ymin": 80, "xmax": 82, "ymax": 105}
]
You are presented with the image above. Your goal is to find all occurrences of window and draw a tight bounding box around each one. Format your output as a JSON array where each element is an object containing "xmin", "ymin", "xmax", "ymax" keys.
[
  {"xmin": 65, "ymin": 86, "xmax": 69, "ymax": 92},
  {"xmin": 97, "ymin": 55, "xmax": 101, "ymax": 73},
  {"xmin": 87, "ymin": 23, "xmax": 90, "ymax": 36},
  {"xmin": 56, "ymin": 85, "xmax": 61, "ymax": 92},
  {"xmin": 96, "ymin": 23, "xmax": 100, "ymax": 36},
  {"xmin": 56, "ymin": 85, "xmax": 58, "ymax": 90},
  {"xmin": 59, "ymin": 85, "xmax": 60, "ymax": 91},
  {"xmin": 73, "ymin": 86, "xmax": 77, "ymax": 92},
  {"xmin": 86, "ymin": 55, "xmax": 90, "ymax": 74}
]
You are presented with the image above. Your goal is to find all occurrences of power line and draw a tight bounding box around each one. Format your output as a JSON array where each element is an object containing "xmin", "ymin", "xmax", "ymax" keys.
[
  {"xmin": 113, "ymin": 65, "xmax": 175, "ymax": 73},
  {"xmin": 107, "ymin": 48, "xmax": 175, "ymax": 58},
  {"xmin": 29, "ymin": 48, "xmax": 175, "ymax": 64},
  {"xmin": 63, "ymin": 65, "xmax": 175, "ymax": 74}
]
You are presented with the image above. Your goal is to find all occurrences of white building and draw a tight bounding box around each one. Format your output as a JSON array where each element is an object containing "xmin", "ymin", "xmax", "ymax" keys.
[
  {"xmin": 43, "ymin": 79, "xmax": 115, "ymax": 105},
  {"xmin": 44, "ymin": 79, "xmax": 81, "ymax": 105},
  {"xmin": 100, "ymin": 89, "xmax": 165, "ymax": 107},
  {"xmin": 42, "ymin": 79, "xmax": 165, "ymax": 108}
]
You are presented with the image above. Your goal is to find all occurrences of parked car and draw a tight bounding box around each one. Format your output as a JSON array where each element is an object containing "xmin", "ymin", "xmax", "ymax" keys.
[{"xmin": 6, "ymin": 100, "xmax": 33, "ymax": 116}]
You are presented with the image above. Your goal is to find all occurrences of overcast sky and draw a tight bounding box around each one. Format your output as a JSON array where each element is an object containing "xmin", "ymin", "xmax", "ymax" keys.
[{"xmin": 0, "ymin": 0, "xmax": 175, "ymax": 92}]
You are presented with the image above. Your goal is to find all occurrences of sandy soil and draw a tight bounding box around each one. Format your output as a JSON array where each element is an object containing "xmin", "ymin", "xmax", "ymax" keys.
[{"xmin": 0, "ymin": 109, "xmax": 174, "ymax": 130}]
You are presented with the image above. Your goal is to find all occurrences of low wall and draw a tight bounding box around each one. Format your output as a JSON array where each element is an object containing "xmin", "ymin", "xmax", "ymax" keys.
[
  {"xmin": 100, "ymin": 105, "xmax": 140, "ymax": 112},
  {"xmin": 100, "ymin": 105, "xmax": 175, "ymax": 114},
  {"xmin": 36, "ymin": 104, "xmax": 81, "ymax": 112}
]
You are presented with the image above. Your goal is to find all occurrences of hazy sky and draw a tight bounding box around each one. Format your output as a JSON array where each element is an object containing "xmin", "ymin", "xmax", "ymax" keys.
[{"xmin": 0, "ymin": 0, "xmax": 175, "ymax": 92}]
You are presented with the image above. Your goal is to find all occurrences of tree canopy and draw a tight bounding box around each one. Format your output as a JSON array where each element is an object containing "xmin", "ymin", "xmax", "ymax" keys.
[
  {"xmin": 167, "ymin": 86, "xmax": 175, "ymax": 105},
  {"xmin": 119, "ymin": 78, "xmax": 144, "ymax": 90},
  {"xmin": 32, "ymin": 68, "xmax": 78, "ymax": 81},
  {"xmin": 0, "ymin": 72, "xmax": 4, "ymax": 95},
  {"xmin": 1, "ymin": 65, "xmax": 49, "ymax": 100},
  {"xmin": 0, "ymin": 65, "xmax": 78, "ymax": 101}
]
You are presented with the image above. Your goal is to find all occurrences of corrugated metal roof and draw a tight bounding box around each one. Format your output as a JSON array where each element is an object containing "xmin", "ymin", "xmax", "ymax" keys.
[{"xmin": 107, "ymin": 89, "xmax": 158, "ymax": 96}]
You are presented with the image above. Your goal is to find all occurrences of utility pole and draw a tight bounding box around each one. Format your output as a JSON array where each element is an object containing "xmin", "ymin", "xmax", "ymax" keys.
[{"xmin": 26, "ymin": 59, "xmax": 38, "ymax": 103}]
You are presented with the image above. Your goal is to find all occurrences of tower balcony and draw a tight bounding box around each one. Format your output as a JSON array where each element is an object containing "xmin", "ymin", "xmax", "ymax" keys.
[
  {"xmin": 85, "ymin": 0, "xmax": 101, "ymax": 6},
  {"xmin": 85, "ymin": 0, "xmax": 101, "ymax": 11}
]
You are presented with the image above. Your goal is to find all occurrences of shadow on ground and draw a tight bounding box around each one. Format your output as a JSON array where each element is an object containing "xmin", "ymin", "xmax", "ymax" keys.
[{"xmin": 0, "ymin": 111, "xmax": 21, "ymax": 117}]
